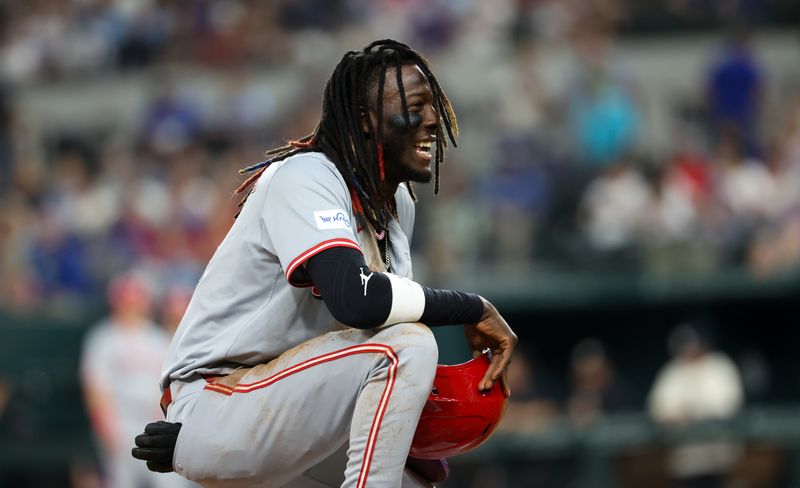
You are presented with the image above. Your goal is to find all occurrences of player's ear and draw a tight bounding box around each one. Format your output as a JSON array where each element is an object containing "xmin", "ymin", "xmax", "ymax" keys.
[
  {"xmin": 360, "ymin": 105, "xmax": 378, "ymax": 137},
  {"xmin": 360, "ymin": 108, "xmax": 370, "ymax": 136}
]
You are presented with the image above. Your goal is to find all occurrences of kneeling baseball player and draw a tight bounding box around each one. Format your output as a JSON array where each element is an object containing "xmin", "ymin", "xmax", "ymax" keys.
[{"xmin": 133, "ymin": 39, "xmax": 517, "ymax": 487}]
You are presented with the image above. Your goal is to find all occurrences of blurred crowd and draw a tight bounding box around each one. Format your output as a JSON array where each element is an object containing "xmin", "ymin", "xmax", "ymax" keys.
[
  {"xmin": 0, "ymin": 0, "xmax": 796, "ymax": 85},
  {"xmin": 0, "ymin": 0, "xmax": 799, "ymax": 316},
  {"xmin": 452, "ymin": 321, "xmax": 761, "ymax": 488}
]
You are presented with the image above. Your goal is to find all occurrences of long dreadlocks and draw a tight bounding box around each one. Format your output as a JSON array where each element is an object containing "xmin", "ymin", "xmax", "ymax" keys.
[{"xmin": 235, "ymin": 39, "xmax": 459, "ymax": 233}]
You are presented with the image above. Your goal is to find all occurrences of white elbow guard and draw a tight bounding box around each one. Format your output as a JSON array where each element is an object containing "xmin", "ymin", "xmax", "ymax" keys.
[{"xmin": 381, "ymin": 273, "xmax": 426, "ymax": 326}]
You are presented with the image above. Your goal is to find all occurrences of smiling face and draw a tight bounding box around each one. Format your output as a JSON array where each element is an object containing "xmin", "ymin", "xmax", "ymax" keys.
[{"xmin": 367, "ymin": 64, "xmax": 438, "ymax": 185}]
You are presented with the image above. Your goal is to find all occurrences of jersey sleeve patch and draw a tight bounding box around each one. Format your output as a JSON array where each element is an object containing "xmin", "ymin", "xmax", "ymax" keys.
[
  {"xmin": 313, "ymin": 209, "xmax": 353, "ymax": 231},
  {"xmin": 261, "ymin": 154, "xmax": 362, "ymax": 287}
]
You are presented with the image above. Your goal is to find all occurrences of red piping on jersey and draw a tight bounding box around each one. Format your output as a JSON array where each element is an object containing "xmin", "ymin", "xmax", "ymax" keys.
[
  {"xmin": 285, "ymin": 238, "xmax": 362, "ymax": 286},
  {"xmin": 204, "ymin": 344, "xmax": 399, "ymax": 488}
]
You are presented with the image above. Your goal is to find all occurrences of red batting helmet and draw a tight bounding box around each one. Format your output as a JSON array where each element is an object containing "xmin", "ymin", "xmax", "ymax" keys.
[{"xmin": 409, "ymin": 354, "xmax": 508, "ymax": 459}]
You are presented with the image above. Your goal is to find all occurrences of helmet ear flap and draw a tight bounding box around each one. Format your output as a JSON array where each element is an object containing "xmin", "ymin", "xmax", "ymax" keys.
[{"xmin": 409, "ymin": 354, "xmax": 508, "ymax": 459}]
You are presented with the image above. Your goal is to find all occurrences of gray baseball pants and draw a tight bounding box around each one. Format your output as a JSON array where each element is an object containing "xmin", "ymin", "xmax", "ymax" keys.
[{"xmin": 166, "ymin": 322, "xmax": 438, "ymax": 488}]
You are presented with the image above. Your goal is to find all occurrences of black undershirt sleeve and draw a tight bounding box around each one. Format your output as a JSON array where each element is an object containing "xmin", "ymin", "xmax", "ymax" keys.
[
  {"xmin": 419, "ymin": 287, "xmax": 484, "ymax": 327},
  {"xmin": 305, "ymin": 247, "xmax": 484, "ymax": 329}
]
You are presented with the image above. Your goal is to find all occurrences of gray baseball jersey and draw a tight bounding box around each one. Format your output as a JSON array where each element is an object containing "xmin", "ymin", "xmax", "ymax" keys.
[
  {"xmin": 161, "ymin": 152, "xmax": 415, "ymax": 388},
  {"xmin": 160, "ymin": 152, "xmax": 435, "ymax": 487}
]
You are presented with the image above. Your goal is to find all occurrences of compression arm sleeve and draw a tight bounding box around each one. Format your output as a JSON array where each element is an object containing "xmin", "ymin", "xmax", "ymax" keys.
[{"xmin": 305, "ymin": 247, "xmax": 484, "ymax": 329}]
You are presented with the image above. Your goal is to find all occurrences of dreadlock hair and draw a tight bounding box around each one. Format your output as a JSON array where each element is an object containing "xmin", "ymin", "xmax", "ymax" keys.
[{"xmin": 235, "ymin": 39, "xmax": 459, "ymax": 232}]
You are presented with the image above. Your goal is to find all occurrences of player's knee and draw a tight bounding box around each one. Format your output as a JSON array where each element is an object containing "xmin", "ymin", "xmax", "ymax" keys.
[{"xmin": 386, "ymin": 322, "xmax": 438, "ymax": 382}]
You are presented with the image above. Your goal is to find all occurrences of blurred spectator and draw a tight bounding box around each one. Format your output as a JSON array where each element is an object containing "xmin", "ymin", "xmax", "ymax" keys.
[
  {"xmin": 139, "ymin": 77, "xmax": 202, "ymax": 156},
  {"xmin": 715, "ymin": 131, "xmax": 775, "ymax": 220},
  {"xmin": 747, "ymin": 92, "xmax": 800, "ymax": 277},
  {"xmin": 80, "ymin": 272, "xmax": 190, "ymax": 488},
  {"xmin": 706, "ymin": 26, "xmax": 763, "ymax": 157},
  {"xmin": 159, "ymin": 284, "xmax": 193, "ymax": 335},
  {"xmin": 667, "ymin": 128, "xmax": 714, "ymax": 208},
  {"xmin": 508, "ymin": 0, "xmax": 575, "ymax": 45},
  {"xmin": 406, "ymin": 0, "xmax": 462, "ymax": 52},
  {"xmin": 107, "ymin": 176, "xmax": 170, "ymax": 264},
  {"xmin": 713, "ymin": 129, "xmax": 777, "ymax": 265},
  {"xmin": 747, "ymin": 212, "xmax": 800, "ymax": 278},
  {"xmin": 736, "ymin": 348, "xmax": 771, "ymax": 404},
  {"xmin": 640, "ymin": 164, "xmax": 700, "ymax": 246},
  {"xmin": 565, "ymin": 19, "xmax": 641, "ymax": 167},
  {"xmin": 115, "ymin": 0, "xmax": 173, "ymax": 69},
  {"xmin": 497, "ymin": 346, "xmax": 560, "ymax": 434},
  {"xmin": 191, "ymin": 0, "xmax": 253, "ymax": 67},
  {"xmin": 566, "ymin": 338, "xmax": 638, "ymax": 429},
  {"xmin": 648, "ymin": 324, "xmax": 744, "ymax": 488},
  {"xmin": 484, "ymin": 346, "xmax": 565, "ymax": 488},
  {"xmin": 47, "ymin": 145, "xmax": 121, "ymax": 240},
  {"xmin": 0, "ymin": 191, "xmax": 40, "ymax": 311},
  {"xmin": 419, "ymin": 155, "xmax": 483, "ymax": 283},
  {"xmin": 28, "ymin": 208, "xmax": 93, "ymax": 309},
  {"xmin": 213, "ymin": 69, "xmax": 276, "ymax": 139},
  {"xmin": 578, "ymin": 159, "xmax": 651, "ymax": 257},
  {"xmin": 638, "ymin": 150, "xmax": 718, "ymax": 276},
  {"xmin": 482, "ymin": 134, "xmax": 551, "ymax": 267}
]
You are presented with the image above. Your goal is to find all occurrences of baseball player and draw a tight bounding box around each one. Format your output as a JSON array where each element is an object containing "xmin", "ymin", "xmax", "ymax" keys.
[
  {"xmin": 82, "ymin": 273, "xmax": 193, "ymax": 488},
  {"xmin": 133, "ymin": 39, "xmax": 517, "ymax": 487}
]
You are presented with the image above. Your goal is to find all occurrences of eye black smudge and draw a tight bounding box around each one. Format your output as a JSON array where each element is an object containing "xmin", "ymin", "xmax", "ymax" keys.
[{"xmin": 389, "ymin": 112, "xmax": 422, "ymax": 134}]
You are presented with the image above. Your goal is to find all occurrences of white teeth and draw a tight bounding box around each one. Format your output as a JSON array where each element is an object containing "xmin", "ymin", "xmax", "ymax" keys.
[{"xmin": 415, "ymin": 141, "xmax": 432, "ymax": 150}]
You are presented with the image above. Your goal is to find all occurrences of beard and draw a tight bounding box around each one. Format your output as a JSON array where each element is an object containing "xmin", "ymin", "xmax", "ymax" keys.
[
  {"xmin": 381, "ymin": 128, "xmax": 433, "ymax": 184},
  {"xmin": 396, "ymin": 159, "xmax": 433, "ymax": 183}
]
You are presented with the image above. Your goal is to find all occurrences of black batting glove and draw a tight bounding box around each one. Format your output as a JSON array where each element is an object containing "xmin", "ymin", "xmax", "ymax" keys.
[{"xmin": 131, "ymin": 421, "xmax": 182, "ymax": 473}]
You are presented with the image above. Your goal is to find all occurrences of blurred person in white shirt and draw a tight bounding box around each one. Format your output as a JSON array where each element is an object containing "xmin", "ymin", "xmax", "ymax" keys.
[{"xmin": 648, "ymin": 324, "xmax": 744, "ymax": 488}]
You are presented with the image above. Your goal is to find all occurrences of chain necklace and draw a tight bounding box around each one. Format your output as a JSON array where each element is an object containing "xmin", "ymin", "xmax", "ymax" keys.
[
  {"xmin": 375, "ymin": 228, "xmax": 391, "ymax": 272},
  {"xmin": 384, "ymin": 232, "xmax": 391, "ymax": 272}
]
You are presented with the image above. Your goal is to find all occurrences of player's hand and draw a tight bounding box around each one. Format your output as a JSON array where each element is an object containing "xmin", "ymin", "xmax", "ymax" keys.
[
  {"xmin": 132, "ymin": 421, "xmax": 182, "ymax": 473},
  {"xmin": 464, "ymin": 296, "xmax": 517, "ymax": 396}
]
